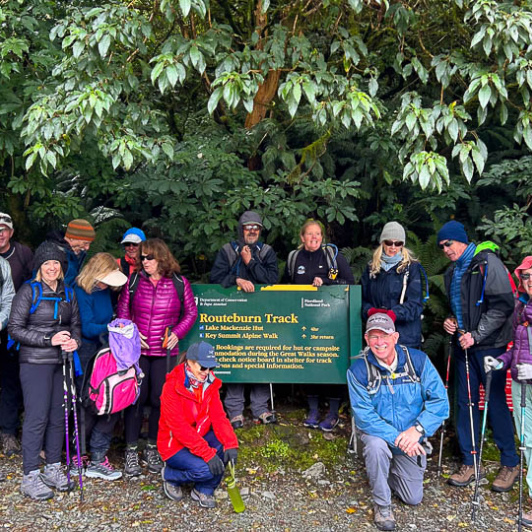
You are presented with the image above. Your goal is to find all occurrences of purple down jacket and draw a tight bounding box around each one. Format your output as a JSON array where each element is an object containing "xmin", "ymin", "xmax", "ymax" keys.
[
  {"xmin": 498, "ymin": 294, "xmax": 532, "ymax": 382},
  {"xmin": 116, "ymin": 272, "xmax": 197, "ymax": 357}
]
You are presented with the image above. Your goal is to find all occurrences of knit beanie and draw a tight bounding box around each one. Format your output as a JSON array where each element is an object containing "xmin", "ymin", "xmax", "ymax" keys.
[
  {"xmin": 65, "ymin": 219, "xmax": 96, "ymax": 242},
  {"xmin": 379, "ymin": 222, "xmax": 406, "ymax": 244},
  {"xmin": 33, "ymin": 241, "xmax": 66, "ymax": 272},
  {"xmin": 437, "ymin": 221, "xmax": 468, "ymax": 245}
]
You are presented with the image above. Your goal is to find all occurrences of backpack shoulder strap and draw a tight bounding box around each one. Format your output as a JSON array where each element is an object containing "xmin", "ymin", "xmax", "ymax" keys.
[
  {"xmin": 399, "ymin": 345, "xmax": 420, "ymax": 383},
  {"xmin": 399, "ymin": 265, "xmax": 410, "ymax": 305},
  {"xmin": 355, "ymin": 349, "xmax": 381, "ymax": 393},
  {"xmin": 287, "ymin": 250, "xmax": 300, "ymax": 282},
  {"xmin": 256, "ymin": 242, "xmax": 272, "ymax": 263},
  {"xmin": 222, "ymin": 242, "xmax": 240, "ymax": 268},
  {"xmin": 128, "ymin": 272, "xmax": 140, "ymax": 312},
  {"xmin": 120, "ymin": 257, "xmax": 129, "ymax": 276},
  {"xmin": 172, "ymin": 273, "xmax": 186, "ymax": 323},
  {"xmin": 29, "ymin": 281, "xmax": 42, "ymax": 315}
]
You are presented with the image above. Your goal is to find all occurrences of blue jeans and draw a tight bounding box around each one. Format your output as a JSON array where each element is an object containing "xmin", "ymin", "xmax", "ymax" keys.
[
  {"xmin": 454, "ymin": 345, "xmax": 518, "ymax": 467},
  {"xmin": 164, "ymin": 430, "xmax": 224, "ymax": 495}
]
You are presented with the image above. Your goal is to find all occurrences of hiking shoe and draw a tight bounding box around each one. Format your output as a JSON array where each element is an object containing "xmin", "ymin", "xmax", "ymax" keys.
[
  {"xmin": 142, "ymin": 445, "xmax": 163, "ymax": 474},
  {"xmin": 303, "ymin": 410, "xmax": 320, "ymax": 429},
  {"xmin": 124, "ymin": 448, "xmax": 142, "ymax": 477},
  {"xmin": 492, "ymin": 465, "xmax": 519, "ymax": 492},
  {"xmin": 230, "ymin": 415, "xmax": 244, "ymax": 430},
  {"xmin": 86, "ymin": 456, "xmax": 122, "ymax": 481},
  {"xmin": 41, "ymin": 462, "xmax": 74, "ymax": 491},
  {"xmin": 254, "ymin": 411, "xmax": 277, "ymax": 425},
  {"xmin": 69, "ymin": 455, "xmax": 89, "ymax": 475},
  {"xmin": 374, "ymin": 504, "xmax": 395, "ymax": 531},
  {"xmin": 447, "ymin": 464, "xmax": 484, "ymax": 487},
  {"xmin": 1, "ymin": 433, "xmax": 21, "ymax": 456},
  {"xmin": 161, "ymin": 467, "xmax": 183, "ymax": 503},
  {"xmin": 522, "ymin": 510, "xmax": 532, "ymax": 528},
  {"xmin": 319, "ymin": 414, "xmax": 339, "ymax": 432},
  {"xmin": 191, "ymin": 487, "xmax": 216, "ymax": 508},
  {"xmin": 21, "ymin": 470, "xmax": 54, "ymax": 501}
]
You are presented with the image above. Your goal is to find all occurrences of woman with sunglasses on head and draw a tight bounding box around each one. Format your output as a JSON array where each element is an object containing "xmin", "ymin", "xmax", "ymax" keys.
[
  {"xmin": 361, "ymin": 222, "xmax": 424, "ymax": 349},
  {"xmin": 158, "ymin": 341, "xmax": 238, "ymax": 508},
  {"xmin": 117, "ymin": 238, "xmax": 198, "ymax": 477},
  {"xmin": 117, "ymin": 227, "xmax": 146, "ymax": 277}
]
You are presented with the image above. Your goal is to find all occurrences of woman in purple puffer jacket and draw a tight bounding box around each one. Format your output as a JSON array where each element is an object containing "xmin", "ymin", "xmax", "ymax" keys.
[
  {"xmin": 117, "ymin": 238, "xmax": 198, "ymax": 477},
  {"xmin": 484, "ymin": 256, "xmax": 532, "ymax": 526}
]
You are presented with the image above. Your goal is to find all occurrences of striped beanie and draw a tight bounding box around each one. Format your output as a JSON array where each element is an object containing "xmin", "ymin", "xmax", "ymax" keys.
[{"xmin": 65, "ymin": 219, "xmax": 96, "ymax": 242}]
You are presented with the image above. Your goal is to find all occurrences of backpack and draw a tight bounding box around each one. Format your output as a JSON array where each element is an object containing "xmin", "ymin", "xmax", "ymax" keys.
[
  {"xmin": 119, "ymin": 257, "xmax": 129, "ymax": 276},
  {"xmin": 84, "ymin": 319, "xmax": 143, "ymax": 416},
  {"xmin": 357, "ymin": 345, "xmax": 420, "ymax": 395},
  {"xmin": 287, "ymin": 244, "xmax": 339, "ymax": 281},
  {"xmin": 128, "ymin": 271, "xmax": 185, "ymax": 321},
  {"xmin": 222, "ymin": 241, "xmax": 273, "ymax": 279}
]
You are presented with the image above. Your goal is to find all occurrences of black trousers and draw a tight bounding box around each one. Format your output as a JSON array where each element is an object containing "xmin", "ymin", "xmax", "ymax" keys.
[{"xmin": 0, "ymin": 331, "xmax": 23, "ymax": 435}]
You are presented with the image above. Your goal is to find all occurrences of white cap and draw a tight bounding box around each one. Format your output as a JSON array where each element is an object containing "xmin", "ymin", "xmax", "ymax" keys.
[{"xmin": 96, "ymin": 269, "xmax": 128, "ymax": 287}]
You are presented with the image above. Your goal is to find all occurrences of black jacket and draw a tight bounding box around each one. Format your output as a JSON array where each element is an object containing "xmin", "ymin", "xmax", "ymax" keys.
[
  {"xmin": 8, "ymin": 280, "xmax": 81, "ymax": 364},
  {"xmin": 443, "ymin": 249, "xmax": 514, "ymax": 350}
]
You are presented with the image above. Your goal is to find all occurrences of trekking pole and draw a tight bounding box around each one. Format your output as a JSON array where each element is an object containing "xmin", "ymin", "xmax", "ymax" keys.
[
  {"xmin": 269, "ymin": 383, "xmax": 275, "ymax": 414},
  {"xmin": 471, "ymin": 369, "xmax": 493, "ymax": 522},
  {"xmin": 438, "ymin": 334, "xmax": 453, "ymax": 475},
  {"xmin": 61, "ymin": 351, "xmax": 71, "ymax": 487},
  {"xmin": 458, "ymin": 330, "xmax": 478, "ymax": 482},
  {"xmin": 66, "ymin": 351, "xmax": 84, "ymax": 503},
  {"xmin": 518, "ymin": 382, "xmax": 527, "ymax": 532}
]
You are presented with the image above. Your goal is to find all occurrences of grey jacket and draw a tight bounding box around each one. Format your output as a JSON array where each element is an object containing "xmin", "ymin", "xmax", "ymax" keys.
[
  {"xmin": 8, "ymin": 280, "xmax": 81, "ymax": 364},
  {"xmin": 0, "ymin": 257, "xmax": 15, "ymax": 331}
]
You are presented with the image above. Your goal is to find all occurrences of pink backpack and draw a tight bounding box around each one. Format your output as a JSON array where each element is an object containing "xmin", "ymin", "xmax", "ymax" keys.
[{"xmin": 88, "ymin": 348, "xmax": 142, "ymax": 415}]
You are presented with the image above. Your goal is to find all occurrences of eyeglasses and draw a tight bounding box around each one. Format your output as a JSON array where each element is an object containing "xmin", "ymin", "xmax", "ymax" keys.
[
  {"xmin": 439, "ymin": 240, "xmax": 454, "ymax": 249},
  {"xmin": 243, "ymin": 224, "xmax": 260, "ymax": 231},
  {"xmin": 521, "ymin": 273, "xmax": 532, "ymax": 281},
  {"xmin": 199, "ymin": 365, "xmax": 210, "ymax": 372},
  {"xmin": 367, "ymin": 333, "xmax": 392, "ymax": 340},
  {"xmin": 124, "ymin": 243, "xmax": 139, "ymax": 248},
  {"xmin": 141, "ymin": 254, "xmax": 155, "ymax": 261},
  {"xmin": 383, "ymin": 240, "xmax": 403, "ymax": 247}
]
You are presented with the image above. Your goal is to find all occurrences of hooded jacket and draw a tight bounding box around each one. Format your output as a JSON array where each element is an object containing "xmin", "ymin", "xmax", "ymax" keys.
[
  {"xmin": 157, "ymin": 363, "xmax": 238, "ymax": 462},
  {"xmin": 116, "ymin": 271, "xmax": 197, "ymax": 357},
  {"xmin": 210, "ymin": 211, "xmax": 279, "ymax": 287},
  {"xmin": 8, "ymin": 279, "xmax": 81, "ymax": 364},
  {"xmin": 46, "ymin": 230, "xmax": 87, "ymax": 288},
  {"xmin": 443, "ymin": 249, "xmax": 514, "ymax": 350}
]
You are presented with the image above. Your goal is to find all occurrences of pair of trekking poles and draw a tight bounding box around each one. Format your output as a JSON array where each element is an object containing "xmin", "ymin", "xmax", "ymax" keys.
[{"xmin": 439, "ymin": 330, "xmax": 528, "ymax": 529}]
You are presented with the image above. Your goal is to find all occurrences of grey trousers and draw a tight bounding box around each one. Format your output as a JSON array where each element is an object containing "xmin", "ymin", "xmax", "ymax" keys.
[
  {"xmin": 224, "ymin": 383, "xmax": 270, "ymax": 419},
  {"xmin": 361, "ymin": 432, "xmax": 426, "ymax": 507}
]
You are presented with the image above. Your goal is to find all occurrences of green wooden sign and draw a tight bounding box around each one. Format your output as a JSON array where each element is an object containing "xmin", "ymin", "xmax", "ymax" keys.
[{"xmin": 181, "ymin": 284, "xmax": 362, "ymax": 384}]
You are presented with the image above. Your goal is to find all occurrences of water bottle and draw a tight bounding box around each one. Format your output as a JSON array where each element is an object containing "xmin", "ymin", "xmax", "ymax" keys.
[{"xmin": 226, "ymin": 461, "xmax": 245, "ymax": 513}]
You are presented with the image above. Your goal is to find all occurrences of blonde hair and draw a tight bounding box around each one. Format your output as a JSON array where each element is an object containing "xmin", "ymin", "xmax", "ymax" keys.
[
  {"xmin": 298, "ymin": 219, "xmax": 326, "ymax": 250},
  {"xmin": 369, "ymin": 245, "xmax": 417, "ymax": 278},
  {"xmin": 35, "ymin": 265, "xmax": 64, "ymax": 283},
  {"xmin": 76, "ymin": 252, "xmax": 122, "ymax": 294}
]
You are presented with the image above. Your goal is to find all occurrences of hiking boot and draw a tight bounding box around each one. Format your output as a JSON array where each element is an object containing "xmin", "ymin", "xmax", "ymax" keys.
[
  {"xmin": 492, "ymin": 465, "xmax": 519, "ymax": 492},
  {"xmin": 21, "ymin": 470, "xmax": 54, "ymax": 501},
  {"xmin": 69, "ymin": 455, "xmax": 89, "ymax": 476},
  {"xmin": 319, "ymin": 413, "xmax": 339, "ymax": 432},
  {"xmin": 447, "ymin": 464, "xmax": 484, "ymax": 487},
  {"xmin": 41, "ymin": 462, "xmax": 74, "ymax": 491},
  {"xmin": 303, "ymin": 410, "xmax": 320, "ymax": 429},
  {"xmin": 1, "ymin": 433, "xmax": 21, "ymax": 456},
  {"xmin": 230, "ymin": 415, "xmax": 244, "ymax": 430},
  {"xmin": 191, "ymin": 487, "xmax": 216, "ymax": 508},
  {"xmin": 124, "ymin": 448, "xmax": 142, "ymax": 477},
  {"xmin": 254, "ymin": 411, "xmax": 277, "ymax": 425},
  {"xmin": 374, "ymin": 504, "xmax": 395, "ymax": 531},
  {"xmin": 522, "ymin": 510, "xmax": 532, "ymax": 528},
  {"xmin": 142, "ymin": 445, "xmax": 163, "ymax": 474},
  {"xmin": 86, "ymin": 456, "xmax": 122, "ymax": 481}
]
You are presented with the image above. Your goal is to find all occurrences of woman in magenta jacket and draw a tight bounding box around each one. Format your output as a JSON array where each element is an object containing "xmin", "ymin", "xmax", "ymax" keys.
[{"xmin": 117, "ymin": 238, "xmax": 198, "ymax": 477}]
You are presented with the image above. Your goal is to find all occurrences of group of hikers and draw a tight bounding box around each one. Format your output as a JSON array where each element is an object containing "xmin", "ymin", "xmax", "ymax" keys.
[{"xmin": 0, "ymin": 211, "xmax": 531, "ymax": 530}]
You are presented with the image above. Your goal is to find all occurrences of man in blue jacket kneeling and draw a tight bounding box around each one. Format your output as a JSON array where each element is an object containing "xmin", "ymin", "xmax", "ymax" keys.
[{"xmin": 347, "ymin": 309, "xmax": 449, "ymax": 531}]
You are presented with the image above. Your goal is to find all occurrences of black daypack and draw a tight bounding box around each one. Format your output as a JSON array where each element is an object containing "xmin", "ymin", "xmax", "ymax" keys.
[{"xmin": 287, "ymin": 244, "xmax": 339, "ymax": 281}]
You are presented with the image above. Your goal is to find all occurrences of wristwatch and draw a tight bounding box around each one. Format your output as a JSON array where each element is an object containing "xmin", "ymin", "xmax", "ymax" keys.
[{"xmin": 414, "ymin": 422, "xmax": 425, "ymax": 436}]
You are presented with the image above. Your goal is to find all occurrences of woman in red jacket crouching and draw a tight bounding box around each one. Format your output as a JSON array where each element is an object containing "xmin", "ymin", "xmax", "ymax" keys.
[{"xmin": 158, "ymin": 341, "xmax": 239, "ymax": 508}]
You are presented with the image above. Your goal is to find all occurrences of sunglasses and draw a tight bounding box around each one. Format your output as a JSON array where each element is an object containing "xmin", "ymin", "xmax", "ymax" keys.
[
  {"xmin": 141, "ymin": 254, "xmax": 155, "ymax": 261},
  {"xmin": 243, "ymin": 224, "xmax": 260, "ymax": 231},
  {"xmin": 383, "ymin": 240, "xmax": 403, "ymax": 247},
  {"xmin": 521, "ymin": 273, "xmax": 532, "ymax": 281},
  {"xmin": 199, "ymin": 365, "xmax": 210, "ymax": 372},
  {"xmin": 124, "ymin": 243, "xmax": 139, "ymax": 248},
  {"xmin": 439, "ymin": 240, "xmax": 454, "ymax": 249}
]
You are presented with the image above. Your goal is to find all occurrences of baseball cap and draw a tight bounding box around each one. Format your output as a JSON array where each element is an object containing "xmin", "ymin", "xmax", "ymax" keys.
[
  {"xmin": 96, "ymin": 269, "xmax": 128, "ymax": 288},
  {"xmin": 0, "ymin": 213, "xmax": 14, "ymax": 230},
  {"xmin": 186, "ymin": 341, "xmax": 218, "ymax": 368},
  {"xmin": 121, "ymin": 227, "xmax": 146, "ymax": 245},
  {"xmin": 366, "ymin": 309, "xmax": 396, "ymax": 335}
]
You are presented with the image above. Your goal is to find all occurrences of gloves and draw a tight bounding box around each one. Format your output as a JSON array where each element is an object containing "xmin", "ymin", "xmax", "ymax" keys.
[
  {"xmin": 484, "ymin": 356, "xmax": 503, "ymax": 373},
  {"xmin": 207, "ymin": 454, "xmax": 225, "ymax": 476},
  {"xmin": 517, "ymin": 363, "xmax": 532, "ymax": 381},
  {"xmin": 223, "ymin": 448, "xmax": 238, "ymax": 465}
]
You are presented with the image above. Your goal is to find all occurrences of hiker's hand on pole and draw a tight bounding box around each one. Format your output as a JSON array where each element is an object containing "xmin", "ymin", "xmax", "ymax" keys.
[
  {"xmin": 62, "ymin": 338, "xmax": 78, "ymax": 352},
  {"xmin": 484, "ymin": 356, "xmax": 503, "ymax": 373},
  {"xmin": 443, "ymin": 317, "xmax": 458, "ymax": 335},
  {"xmin": 162, "ymin": 332, "xmax": 178, "ymax": 350},
  {"xmin": 51, "ymin": 331, "xmax": 71, "ymax": 346},
  {"xmin": 459, "ymin": 331, "xmax": 474, "ymax": 349},
  {"xmin": 139, "ymin": 332, "xmax": 150, "ymax": 349},
  {"xmin": 236, "ymin": 278, "xmax": 255, "ymax": 293},
  {"xmin": 517, "ymin": 363, "xmax": 532, "ymax": 381}
]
